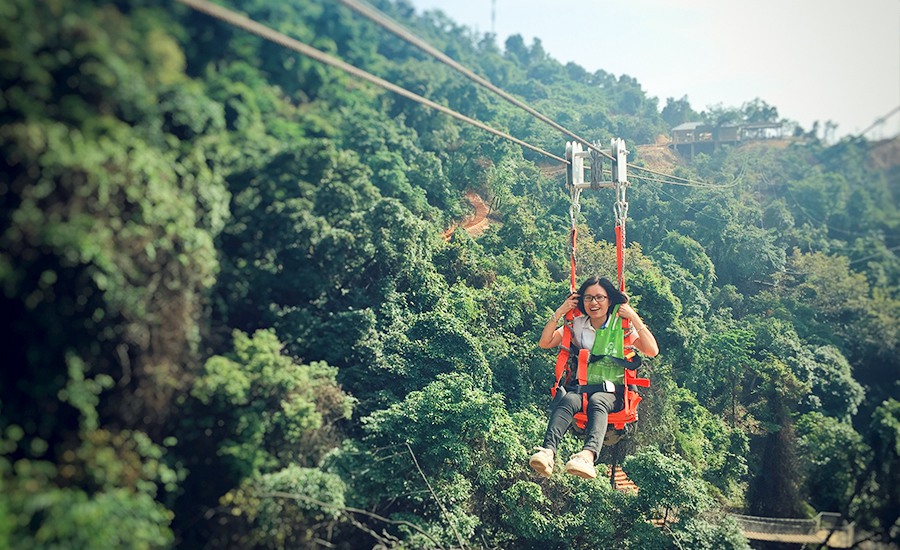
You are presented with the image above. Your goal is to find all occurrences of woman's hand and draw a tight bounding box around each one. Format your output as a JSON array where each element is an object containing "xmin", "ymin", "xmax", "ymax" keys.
[
  {"xmin": 617, "ymin": 303, "xmax": 659, "ymax": 357},
  {"xmin": 540, "ymin": 293, "xmax": 578, "ymax": 349},
  {"xmin": 555, "ymin": 293, "xmax": 579, "ymax": 319},
  {"xmin": 616, "ymin": 303, "xmax": 640, "ymax": 324}
]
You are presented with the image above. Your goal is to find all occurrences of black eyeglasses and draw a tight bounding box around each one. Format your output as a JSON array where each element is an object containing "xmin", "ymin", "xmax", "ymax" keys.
[{"xmin": 583, "ymin": 295, "xmax": 608, "ymax": 303}]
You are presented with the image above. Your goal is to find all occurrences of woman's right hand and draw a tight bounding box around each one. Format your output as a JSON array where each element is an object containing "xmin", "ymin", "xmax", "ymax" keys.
[
  {"xmin": 555, "ymin": 293, "xmax": 579, "ymax": 319},
  {"xmin": 540, "ymin": 293, "xmax": 578, "ymax": 348}
]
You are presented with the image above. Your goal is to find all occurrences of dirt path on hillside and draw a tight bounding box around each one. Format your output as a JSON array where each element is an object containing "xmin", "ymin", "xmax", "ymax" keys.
[{"xmin": 442, "ymin": 192, "xmax": 491, "ymax": 240}]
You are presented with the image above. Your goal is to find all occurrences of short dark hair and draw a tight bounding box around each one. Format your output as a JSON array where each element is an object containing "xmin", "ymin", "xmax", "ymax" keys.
[{"xmin": 576, "ymin": 276, "xmax": 628, "ymax": 315}]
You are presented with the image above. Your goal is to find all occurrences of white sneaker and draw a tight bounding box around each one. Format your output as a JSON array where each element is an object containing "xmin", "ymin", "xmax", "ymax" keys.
[
  {"xmin": 528, "ymin": 447, "xmax": 554, "ymax": 477},
  {"xmin": 565, "ymin": 451, "xmax": 597, "ymax": 479}
]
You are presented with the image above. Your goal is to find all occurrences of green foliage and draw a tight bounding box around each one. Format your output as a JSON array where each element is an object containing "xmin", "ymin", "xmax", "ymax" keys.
[
  {"xmin": 434, "ymin": 233, "xmax": 494, "ymax": 288},
  {"xmin": 781, "ymin": 250, "xmax": 869, "ymax": 329},
  {"xmin": 0, "ymin": 469, "xmax": 174, "ymax": 550},
  {"xmin": 715, "ymin": 223, "xmax": 786, "ymax": 288},
  {"xmin": 222, "ymin": 465, "xmax": 346, "ymax": 549},
  {"xmin": 401, "ymin": 311, "xmax": 492, "ymax": 388},
  {"xmin": 0, "ymin": 1, "xmax": 201, "ymax": 515},
  {"xmin": 499, "ymin": 481, "xmax": 558, "ymax": 544},
  {"xmin": 0, "ymin": 361, "xmax": 179, "ymax": 550},
  {"xmin": 862, "ymin": 399, "xmax": 900, "ymax": 544},
  {"xmin": 744, "ymin": 358, "xmax": 808, "ymax": 517},
  {"xmin": 191, "ymin": 329, "xmax": 353, "ymax": 477},
  {"xmin": 796, "ymin": 412, "xmax": 869, "ymax": 512},
  {"xmin": 670, "ymin": 388, "xmax": 749, "ymax": 503},
  {"xmin": 360, "ymin": 372, "xmax": 521, "ymax": 484},
  {"xmin": 740, "ymin": 98, "xmax": 780, "ymax": 123},
  {"xmin": 0, "ymin": 1, "xmax": 229, "ymax": 457},
  {"xmin": 689, "ymin": 322, "xmax": 756, "ymax": 426},
  {"xmin": 661, "ymin": 96, "xmax": 698, "ymax": 128},
  {"xmin": 5, "ymin": 0, "xmax": 899, "ymax": 546},
  {"xmin": 655, "ymin": 231, "xmax": 716, "ymax": 293},
  {"xmin": 57, "ymin": 355, "xmax": 114, "ymax": 433},
  {"xmin": 327, "ymin": 372, "xmax": 531, "ymax": 546},
  {"xmin": 675, "ymin": 515, "xmax": 751, "ymax": 550},
  {"xmin": 806, "ymin": 345, "xmax": 865, "ymax": 421},
  {"xmin": 623, "ymin": 249, "xmax": 687, "ymax": 352},
  {"xmin": 625, "ymin": 447, "xmax": 713, "ymax": 520}
]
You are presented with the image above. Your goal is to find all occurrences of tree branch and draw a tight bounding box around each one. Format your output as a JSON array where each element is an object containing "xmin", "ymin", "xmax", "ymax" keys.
[
  {"xmin": 406, "ymin": 442, "xmax": 469, "ymax": 550},
  {"xmin": 256, "ymin": 490, "xmax": 446, "ymax": 549}
]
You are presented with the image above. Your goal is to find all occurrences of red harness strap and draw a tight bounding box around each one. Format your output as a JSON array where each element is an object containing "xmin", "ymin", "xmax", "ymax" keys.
[
  {"xmin": 564, "ymin": 223, "xmax": 650, "ymax": 431},
  {"xmin": 571, "ymin": 356, "xmax": 650, "ymax": 430},
  {"xmin": 570, "ymin": 226, "xmax": 578, "ymax": 292},
  {"xmin": 616, "ymin": 224, "xmax": 638, "ymax": 359},
  {"xmin": 551, "ymin": 324, "xmax": 573, "ymax": 397},
  {"xmin": 615, "ymin": 224, "xmax": 624, "ymax": 292},
  {"xmin": 552, "ymin": 226, "xmax": 579, "ymax": 396}
]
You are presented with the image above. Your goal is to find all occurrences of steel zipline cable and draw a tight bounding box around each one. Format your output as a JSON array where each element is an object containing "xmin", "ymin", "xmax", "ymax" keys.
[
  {"xmin": 174, "ymin": 0, "xmax": 567, "ymax": 164},
  {"xmin": 628, "ymin": 163, "xmax": 740, "ymax": 187},
  {"xmin": 335, "ymin": 0, "xmax": 606, "ymax": 158},
  {"xmin": 630, "ymin": 170, "xmax": 742, "ymax": 188},
  {"xmin": 335, "ymin": 0, "xmax": 739, "ymax": 189},
  {"xmin": 177, "ymin": 0, "xmax": 735, "ymax": 189}
]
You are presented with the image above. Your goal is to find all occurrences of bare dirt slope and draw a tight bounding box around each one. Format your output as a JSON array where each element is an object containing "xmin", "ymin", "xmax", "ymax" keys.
[
  {"xmin": 635, "ymin": 135, "xmax": 681, "ymax": 174},
  {"xmin": 442, "ymin": 192, "xmax": 491, "ymax": 240},
  {"xmin": 869, "ymin": 136, "xmax": 900, "ymax": 170}
]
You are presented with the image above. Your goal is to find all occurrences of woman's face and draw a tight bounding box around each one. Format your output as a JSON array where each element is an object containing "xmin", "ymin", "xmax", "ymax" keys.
[{"xmin": 581, "ymin": 283, "xmax": 610, "ymax": 320}]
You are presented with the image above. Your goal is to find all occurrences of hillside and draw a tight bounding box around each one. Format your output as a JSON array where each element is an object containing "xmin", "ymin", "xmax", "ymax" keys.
[
  {"xmin": 635, "ymin": 135, "xmax": 681, "ymax": 173},
  {"xmin": 1, "ymin": 0, "xmax": 898, "ymax": 548},
  {"xmin": 870, "ymin": 136, "xmax": 900, "ymax": 170}
]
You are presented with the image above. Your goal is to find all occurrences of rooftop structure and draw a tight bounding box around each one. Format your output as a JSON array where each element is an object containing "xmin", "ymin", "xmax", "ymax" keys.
[{"xmin": 671, "ymin": 121, "xmax": 784, "ymax": 157}]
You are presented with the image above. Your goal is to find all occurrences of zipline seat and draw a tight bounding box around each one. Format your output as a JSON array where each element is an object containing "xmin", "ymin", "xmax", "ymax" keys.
[
  {"xmin": 551, "ymin": 344, "xmax": 650, "ymax": 432},
  {"xmin": 553, "ymin": 138, "xmax": 650, "ymax": 441}
]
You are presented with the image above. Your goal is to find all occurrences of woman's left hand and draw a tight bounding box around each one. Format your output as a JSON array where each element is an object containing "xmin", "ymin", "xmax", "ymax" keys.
[
  {"xmin": 616, "ymin": 303, "xmax": 640, "ymax": 324},
  {"xmin": 618, "ymin": 302, "xmax": 658, "ymax": 356}
]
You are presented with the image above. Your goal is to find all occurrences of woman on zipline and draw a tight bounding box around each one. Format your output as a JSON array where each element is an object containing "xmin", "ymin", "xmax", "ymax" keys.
[{"xmin": 530, "ymin": 276, "xmax": 659, "ymax": 479}]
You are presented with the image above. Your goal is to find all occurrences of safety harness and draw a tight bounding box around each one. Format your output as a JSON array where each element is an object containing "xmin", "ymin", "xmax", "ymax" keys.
[{"xmin": 551, "ymin": 148, "xmax": 649, "ymax": 433}]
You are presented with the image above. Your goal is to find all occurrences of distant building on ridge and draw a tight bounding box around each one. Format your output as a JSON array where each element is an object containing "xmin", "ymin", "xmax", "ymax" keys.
[{"xmin": 671, "ymin": 121, "xmax": 784, "ymax": 157}]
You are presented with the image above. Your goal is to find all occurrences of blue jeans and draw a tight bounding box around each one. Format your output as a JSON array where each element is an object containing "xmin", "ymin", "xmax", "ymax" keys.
[{"xmin": 542, "ymin": 391, "xmax": 618, "ymax": 462}]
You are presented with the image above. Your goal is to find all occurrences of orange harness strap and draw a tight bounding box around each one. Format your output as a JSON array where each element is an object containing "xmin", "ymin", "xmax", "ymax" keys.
[
  {"xmin": 551, "ymin": 226, "xmax": 579, "ymax": 396},
  {"xmin": 554, "ymin": 145, "xmax": 650, "ymax": 433}
]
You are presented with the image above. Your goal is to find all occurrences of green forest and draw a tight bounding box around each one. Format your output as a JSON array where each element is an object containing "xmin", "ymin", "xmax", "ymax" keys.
[{"xmin": 2, "ymin": 0, "xmax": 899, "ymax": 548}]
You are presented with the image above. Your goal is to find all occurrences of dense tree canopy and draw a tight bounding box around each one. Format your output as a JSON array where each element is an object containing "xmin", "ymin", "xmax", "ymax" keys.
[{"xmin": 2, "ymin": 0, "xmax": 898, "ymax": 548}]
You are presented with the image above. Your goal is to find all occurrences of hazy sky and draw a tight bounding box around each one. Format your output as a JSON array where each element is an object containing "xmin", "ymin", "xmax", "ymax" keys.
[{"xmin": 407, "ymin": 0, "xmax": 900, "ymax": 140}]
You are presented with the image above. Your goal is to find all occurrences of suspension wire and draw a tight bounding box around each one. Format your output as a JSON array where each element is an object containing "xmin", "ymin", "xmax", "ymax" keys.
[
  {"xmin": 627, "ymin": 163, "xmax": 703, "ymax": 184},
  {"xmin": 613, "ymin": 177, "xmax": 629, "ymax": 292},
  {"xmin": 764, "ymin": 174, "xmax": 880, "ymax": 238},
  {"xmin": 858, "ymin": 104, "xmax": 900, "ymax": 137},
  {"xmin": 650, "ymin": 182, "xmax": 732, "ymax": 224},
  {"xmin": 337, "ymin": 0, "xmax": 743, "ymax": 190},
  {"xmin": 178, "ymin": 0, "xmax": 738, "ymax": 189},
  {"xmin": 334, "ymin": 0, "xmax": 616, "ymax": 161},
  {"xmin": 568, "ymin": 185, "xmax": 582, "ymax": 293},
  {"xmin": 174, "ymin": 0, "xmax": 568, "ymax": 164},
  {"xmin": 629, "ymin": 172, "xmax": 740, "ymax": 188},
  {"xmin": 628, "ymin": 163, "xmax": 743, "ymax": 188},
  {"xmin": 847, "ymin": 245, "xmax": 900, "ymax": 266}
]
